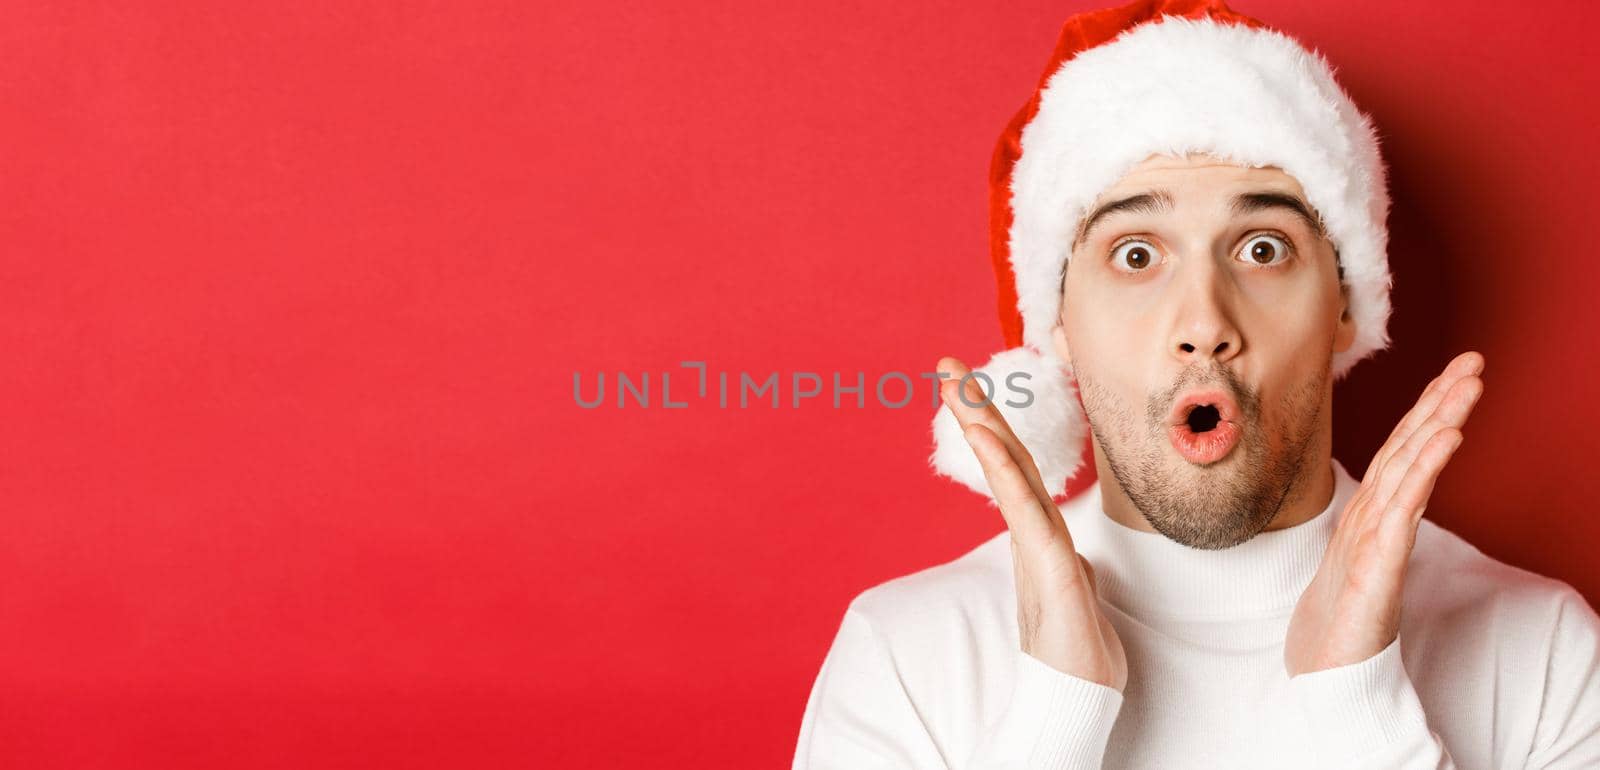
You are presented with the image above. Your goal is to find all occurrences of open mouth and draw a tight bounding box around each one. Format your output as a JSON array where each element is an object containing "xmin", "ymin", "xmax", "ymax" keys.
[
  {"xmin": 1185, "ymin": 403, "xmax": 1223, "ymax": 433},
  {"xmin": 1167, "ymin": 392, "xmax": 1242, "ymax": 465}
]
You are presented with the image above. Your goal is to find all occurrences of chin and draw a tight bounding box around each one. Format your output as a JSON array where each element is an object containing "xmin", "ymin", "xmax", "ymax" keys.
[{"xmin": 1117, "ymin": 439, "xmax": 1282, "ymax": 549}]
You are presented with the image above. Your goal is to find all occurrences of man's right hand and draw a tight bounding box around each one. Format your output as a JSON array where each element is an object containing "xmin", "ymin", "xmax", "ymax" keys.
[{"xmin": 938, "ymin": 356, "xmax": 1127, "ymax": 692}]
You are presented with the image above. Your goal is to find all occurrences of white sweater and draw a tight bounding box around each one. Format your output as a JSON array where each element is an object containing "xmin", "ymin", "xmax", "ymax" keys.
[{"xmin": 793, "ymin": 459, "xmax": 1600, "ymax": 769}]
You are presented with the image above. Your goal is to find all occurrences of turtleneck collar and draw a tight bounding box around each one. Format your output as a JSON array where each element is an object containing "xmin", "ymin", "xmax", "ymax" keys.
[{"xmin": 1058, "ymin": 458, "xmax": 1359, "ymax": 621}]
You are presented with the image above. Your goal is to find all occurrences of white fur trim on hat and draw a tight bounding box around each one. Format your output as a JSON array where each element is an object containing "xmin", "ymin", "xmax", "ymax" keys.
[{"xmin": 930, "ymin": 346, "xmax": 1088, "ymax": 498}]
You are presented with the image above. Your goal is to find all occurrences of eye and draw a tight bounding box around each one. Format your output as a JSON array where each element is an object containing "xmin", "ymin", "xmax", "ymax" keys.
[
  {"xmin": 1238, "ymin": 234, "xmax": 1292, "ymax": 266},
  {"xmin": 1110, "ymin": 239, "xmax": 1162, "ymax": 272}
]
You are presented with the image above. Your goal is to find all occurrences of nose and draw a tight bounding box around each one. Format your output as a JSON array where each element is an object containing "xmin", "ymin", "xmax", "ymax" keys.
[{"xmin": 1168, "ymin": 259, "xmax": 1243, "ymax": 366}]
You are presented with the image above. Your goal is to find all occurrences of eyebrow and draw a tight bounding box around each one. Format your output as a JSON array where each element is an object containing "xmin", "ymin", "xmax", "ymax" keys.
[
  {"xmin": 1072, "ymin": 190, "xmax": 1174, "ymax": 250},
  {"xmin": 1230, "ymin": 191, "xmax": 1328, "ymax": 239}
]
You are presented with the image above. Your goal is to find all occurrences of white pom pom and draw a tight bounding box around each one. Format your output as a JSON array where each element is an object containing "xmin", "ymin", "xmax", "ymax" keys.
[{"xmin": 929, "ymin": 346, "xmax": 1088, "ymax": 499}]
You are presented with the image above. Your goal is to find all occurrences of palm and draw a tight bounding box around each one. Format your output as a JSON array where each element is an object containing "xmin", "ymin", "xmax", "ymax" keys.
[
  {"xmin": 1285, "ymin": 352, "xmax": 1485, "ymax": 676},
  {"xmin": 938, "ymin": 356, "xmax": 1128, "ymax": 692}
]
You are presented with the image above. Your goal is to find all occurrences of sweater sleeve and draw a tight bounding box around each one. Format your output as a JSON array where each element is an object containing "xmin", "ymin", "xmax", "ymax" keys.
[
  {"xmin": 1524, "ymin": 586, "xmax": 1600, "ymax": 769},
  {"xmin": 793, "ymin": 606, "xmax": 1123, "ymax": 770},
  {"xmin": 961, "ymin": 648, "xmax": 1123, "ymax": 769},
  {"xmin": 1286, "ymin": 636, "xmax": 1457, "ymax": 769}
]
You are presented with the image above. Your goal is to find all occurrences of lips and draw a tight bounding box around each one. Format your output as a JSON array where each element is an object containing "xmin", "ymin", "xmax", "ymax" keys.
[{"xmin": 1167, "ymin": 388, "xmax": 1242, "ymax": 465}]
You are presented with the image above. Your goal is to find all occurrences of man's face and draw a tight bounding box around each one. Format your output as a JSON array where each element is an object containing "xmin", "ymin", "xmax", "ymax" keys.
[{"xmin": 1051, "ymin": 152, "xmax": 1357, "ymax": 549}]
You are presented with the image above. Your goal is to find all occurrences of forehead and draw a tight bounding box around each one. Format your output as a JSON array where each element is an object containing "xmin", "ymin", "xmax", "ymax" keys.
[{"xmin": 1096, "ymin": 152, "xmax": 1308, "ymax": 204}]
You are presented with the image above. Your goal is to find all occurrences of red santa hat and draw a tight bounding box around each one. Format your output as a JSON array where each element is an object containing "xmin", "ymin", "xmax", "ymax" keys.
[{"xmin": 930, "ymin": 0, "xmax": 1393, "ymax": 499}]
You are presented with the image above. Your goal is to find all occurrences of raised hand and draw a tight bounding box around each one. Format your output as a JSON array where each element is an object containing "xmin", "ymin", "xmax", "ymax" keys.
[
  {"xmin": 937, "ymin": 356, "xmax": 1127, "ymax": 691},
  {"xmin": 1284, "ymin": 351, "xmax": 1486, "ymax": 676}
]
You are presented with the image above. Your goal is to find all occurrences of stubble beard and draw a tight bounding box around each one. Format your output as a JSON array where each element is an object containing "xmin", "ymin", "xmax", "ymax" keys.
[{"xmin": 1075, "ymin": 362, "xmax": 1327, "ymax": 550}]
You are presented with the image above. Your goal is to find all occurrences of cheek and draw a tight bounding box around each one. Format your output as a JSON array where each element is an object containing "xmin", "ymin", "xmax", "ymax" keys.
[
  {"xmin": 1061, "ymin": 307, "xmax": 1148, "ymax": 434},
  {"xmin": 1072, "ymin": 363, "xmax": 1148, "ymax": 447},
  {"xmin": 1246, "ymin": 307, "xmax": 1324, "ymax": 356},
  {"xmin": 1239, "ymin": 276, "xmax": 1342, "ymax": 357},
  {"xmin": 1061, "ymin": 318, "xmax": 1129, "ymax": 402},
  {"xmin": 1257, "ymin": 368, "xmax": 1329, "ymax": 450},
  {"xmin": 1060, "ymin": 275, "xmax": 1141, "ymax": 367}
]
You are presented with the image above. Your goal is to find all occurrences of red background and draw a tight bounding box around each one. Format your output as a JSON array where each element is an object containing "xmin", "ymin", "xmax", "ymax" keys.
[{"xmin": 3, "ymin": 1, "xmax": 1597, "ymax": 767}]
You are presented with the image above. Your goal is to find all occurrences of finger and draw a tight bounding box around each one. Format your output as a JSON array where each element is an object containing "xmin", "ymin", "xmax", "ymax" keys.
[
  {"xmin": 1364, "ymin": 351, "xmax": 1484, "ymax": 483},
  {"xmin": 1349, "ymin": 377, "xmax": 1481, "ymax": 541},
  {"xmin": 1367, "ymin": 375, "xmax": 1483, "ymax": 517},
  {"xmin": 1375, "ymin": 428, "xmax": 1463, "ymax": 574},
  {"xmin": 1347, "ymin": 353, "xmax": 1482, "ymax": 538},
  {"xmin": 938, "ymin": 356, "xmax": 1056, "ymax": 507},
  {"xmin": 964, "ymin": 423, "xmax": 1071, "ymax": 551},
  {"xmin": 937, "ymin": 356, "xmax": 1012, "ymax": 439}
]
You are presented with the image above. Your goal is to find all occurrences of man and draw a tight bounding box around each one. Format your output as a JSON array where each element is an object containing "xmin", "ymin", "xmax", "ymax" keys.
[{"xmin": 792, "ymin": 2, "xmax": 1600, "ymax": 768}]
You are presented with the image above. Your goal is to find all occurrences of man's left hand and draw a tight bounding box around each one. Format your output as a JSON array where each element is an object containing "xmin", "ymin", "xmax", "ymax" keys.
[{"xmin": 1284, "ymin": 351, "xmax": 1486, "ymax": 676}]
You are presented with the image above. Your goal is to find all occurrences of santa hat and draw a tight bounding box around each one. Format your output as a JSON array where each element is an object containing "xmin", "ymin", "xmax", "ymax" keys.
[{"xmin": 930, "ymin": 0, "xmax": 1393, "ymax": 499}]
